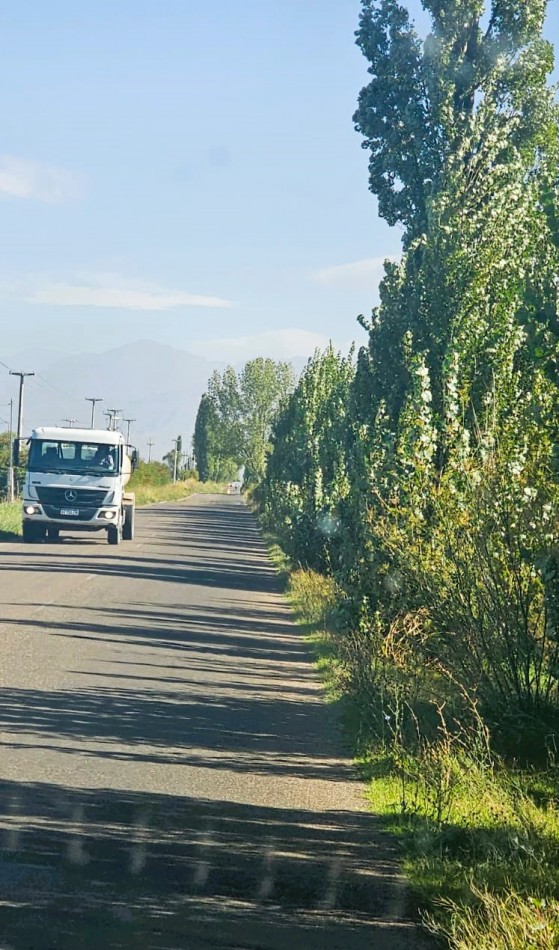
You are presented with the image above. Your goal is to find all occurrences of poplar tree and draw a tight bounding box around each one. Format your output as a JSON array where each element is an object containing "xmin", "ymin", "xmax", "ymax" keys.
[
  {"xmin": 341, "ymin": 0, "xmax": 559, "ymax": 720},
  {"xmin": 352, "ymin": 0, "xmax": 557, "ymax": 436},
  {"xmin": 193, "ymin": 395, "xmax": 216, "ymax": 482}
]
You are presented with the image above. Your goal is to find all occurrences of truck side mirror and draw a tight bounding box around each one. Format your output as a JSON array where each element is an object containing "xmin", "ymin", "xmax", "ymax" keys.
[
  {"xmin": 130, "ymin": 449, "xmax": 138, "ymax": 471},
  {"xmin": 13, "ymin": 439, "xmax": 19, "ymax": 466}
]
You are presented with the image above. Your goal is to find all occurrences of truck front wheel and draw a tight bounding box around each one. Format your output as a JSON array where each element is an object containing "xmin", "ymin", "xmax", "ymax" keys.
[
  {"xmin": 122, "ymin": 505, "xmax": 135, "ymax": 541},
  {"xmin": 23, "ymin": 523, "xmax": 45, "ymax": 543},
  {"xmin": 107, "ymin": 523, "xmax": 122, "ymax": 545}
]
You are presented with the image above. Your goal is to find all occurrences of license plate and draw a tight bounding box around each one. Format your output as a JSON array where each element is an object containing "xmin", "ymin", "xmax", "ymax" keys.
[{"xmin": 60, "ymin": 508, "xmax": 79, "ymax": 516}]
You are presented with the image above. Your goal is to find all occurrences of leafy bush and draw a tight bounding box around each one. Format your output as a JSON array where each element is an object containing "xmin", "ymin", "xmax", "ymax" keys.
[
  {"xmin": 430, "ymin": 889, "xmax": 559, "ymax": 950},
  {"xmin": 128, "ymin": 460, "xmax": 171, "ymax": 487},
  {"xmin": 255, "ymin": 3, "xmax": 559, "ymax": 944},
  {"xmin": 0, "ymin": 501, "xmax": 21, "ymax": 537}
]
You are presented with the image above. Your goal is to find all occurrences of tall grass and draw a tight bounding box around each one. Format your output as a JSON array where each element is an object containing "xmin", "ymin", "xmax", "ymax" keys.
[
  {"xmin": 431, "ymin": 888, "xmax": 559, "ymax": 949},
  {"xmin": 0, "ymin": 501, "xmax": 21, "ymax": 537},
  {"xmin": 130, "ymin": 477, "xmax": 225, "ymax": 507},
  {"xmin": 274, "ymin": 548, "xmax": 559, "ymax": 950}
]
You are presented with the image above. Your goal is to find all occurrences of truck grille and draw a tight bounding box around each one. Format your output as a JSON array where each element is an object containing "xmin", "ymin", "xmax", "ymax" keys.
[
  {"xmin": 36, "ymin": 487, "xmax": 110, "ymax": 507},
  {"xmin": 42, "ymin": 506, "xmax": 97, "ymax": 522}
]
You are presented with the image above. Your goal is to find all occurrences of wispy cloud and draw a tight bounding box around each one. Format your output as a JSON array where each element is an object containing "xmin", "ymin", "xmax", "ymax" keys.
[
  {"xmin": 188, "ymin": 328, "xmax": 351, "ymax": 363},
  {"xmin": 311, "ymin": 256, "xmax": 398, "ymax": 291},
  {"xmin": 0, "ymin": 155, "xmax": 85, "ymax": 203},
  {"xmin": 20, "ymin": 274, "xmax": 233, "ymax": 311}
]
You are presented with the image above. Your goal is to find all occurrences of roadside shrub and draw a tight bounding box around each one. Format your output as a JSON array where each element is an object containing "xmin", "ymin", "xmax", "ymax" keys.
[
  {"xmin": 128, "ymin": 460, "xmax": 171, "ymax": 487},
  {"xmin": 373, "ymin": 437, "xmax": 559, "ymax": 753},
  {"xmin": 428, "ymin": 888, "xmax": 559, "ymax": 950}
]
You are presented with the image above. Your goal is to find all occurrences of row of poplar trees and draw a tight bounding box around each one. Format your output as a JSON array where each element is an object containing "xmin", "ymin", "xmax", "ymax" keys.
[
  {"xmin": 195, "ymin": 0, "xmax": 559, "ymax": 752},
  {"xmin": 193, "ymin": 359, "xmax": 295, "ymax": 485},
  {"xmin": 261, "ymin": 0, "xmax": 559, "ymax": 751}
]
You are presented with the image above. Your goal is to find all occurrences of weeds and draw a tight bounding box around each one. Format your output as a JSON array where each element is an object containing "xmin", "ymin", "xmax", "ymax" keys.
[
  {"xmin": 428, "ymin": 888, "xmax": 559, "ymax": 949},
  {"xmin": 270, "ymin": 549, "xmax": 559, "ymax": 950},
  {"xmin": 289, "ymin": 568, "xmax": 338, "ymax": 627},
  {"xmin": 0, "ymin": 501, "xmax": 22, "ymax": 537},
  {"xmin": 129, "ymin": 477, "xmax": 225, "ymax": 506}
]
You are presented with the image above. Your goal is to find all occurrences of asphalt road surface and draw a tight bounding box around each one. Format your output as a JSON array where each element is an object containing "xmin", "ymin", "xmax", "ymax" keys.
[{"xmin": 0, "ymin": 494, "xmax": 427, "ymax": 949}]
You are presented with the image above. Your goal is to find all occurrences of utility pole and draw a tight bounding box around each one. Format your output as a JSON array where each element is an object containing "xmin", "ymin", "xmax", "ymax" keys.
[
  {"xmin": 105, "ymin": 408, "xmax": 122, "ymax": 431},
  {"xmin": 123, "ymin": 418, "xmax": 135, "ymax": 443},
  {"xmin": 1, "ymin": 400, "xmax": 14, "ymax": 501},
  {"xmin": 10, "ymin": 371, "xmax": 34, "ymax": 441},
  {"xmin": 172, "ymin": 438, "xmax": 179, "ymax": 483},
  {"xmin": 7, "ymin": 398, "xmax": 13, "ymax": 502},
  {"xmin": 147, "ymin": 439, "xmax": 154, "ymax": 463},
  {"xmin": 85, "ymin": 397, "xmax": 103, "ymax": 428}
]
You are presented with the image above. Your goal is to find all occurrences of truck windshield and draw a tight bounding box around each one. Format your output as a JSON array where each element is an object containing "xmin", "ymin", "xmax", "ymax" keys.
[{"xmin": 28, "ymin": 440, "xmax": 120, "ymax": 476}]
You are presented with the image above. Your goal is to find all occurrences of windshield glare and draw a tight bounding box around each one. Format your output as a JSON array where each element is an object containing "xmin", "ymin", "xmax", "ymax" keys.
[{"xmin": 28, "ymin": 440, "xmax": 120, "ymax": 475}]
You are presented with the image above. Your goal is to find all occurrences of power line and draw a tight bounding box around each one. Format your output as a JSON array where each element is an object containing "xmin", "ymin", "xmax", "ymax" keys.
[{"xmin": 33, "ymin": 372, "xmax": 77, "ymax": 399}]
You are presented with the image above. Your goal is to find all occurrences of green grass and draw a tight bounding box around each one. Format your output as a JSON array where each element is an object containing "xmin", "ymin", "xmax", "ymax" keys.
[
  {"xmin": 262, "ymin": 543, "xmax": 559, "ymax": 949},
  {"xmin": 0, "ymin": 501, "xmax": 22, "ymax": 538},
  {"xmin": 261, "ymin": 536, "xmax": 295, "ymax": 592},
  {"xmin": 130, "ymin": 477, "xmax": 226, "ymax": 507},
  {"xmin": 361, "ymin": 748, "xmax": 559, "ymax": 947}
]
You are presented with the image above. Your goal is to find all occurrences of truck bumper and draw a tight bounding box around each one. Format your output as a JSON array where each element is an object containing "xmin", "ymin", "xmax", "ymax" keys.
[{"xmin": 22, "ymin": 503, "xmax": 119, "ymax": 532}]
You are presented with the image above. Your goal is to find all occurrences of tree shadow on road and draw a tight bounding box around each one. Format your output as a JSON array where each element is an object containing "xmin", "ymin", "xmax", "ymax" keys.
[
  {"xmin": 0, "ymin": 778, "xmax": 425, "ymax": 950},
  {"xmin": 0, "ymin": 498, "xmax": 431, "ymax": 945}
]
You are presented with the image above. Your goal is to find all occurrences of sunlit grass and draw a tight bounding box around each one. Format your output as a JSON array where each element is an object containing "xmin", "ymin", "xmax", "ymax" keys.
[
  {"xmin": 0, "ymin": 501, "xmax": 21, "ymax": 537},
  {"xmin": 259, "ymin": 535, "xmax": 559, "ymax": 950},
  {"xmin": 431, "ymin": 889, "xmax": 559, "ymax": 949},
  {"xmin": 132, "ymin": 477, "xmax": 226, "ymax": 506}
]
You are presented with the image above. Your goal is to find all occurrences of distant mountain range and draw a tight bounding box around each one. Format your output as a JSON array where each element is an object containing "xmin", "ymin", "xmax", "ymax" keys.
[
  {"xmin": 0, "ymin": 340, "xmax": 307, "ymax": 461},
  {"xmin": 0, "ymin": 340, "xmax": 226, "ymax": 461}
]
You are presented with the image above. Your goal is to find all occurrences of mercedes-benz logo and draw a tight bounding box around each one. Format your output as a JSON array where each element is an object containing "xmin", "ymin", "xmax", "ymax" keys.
[{"xmin": 65, "ymin": 490, "xmax": 78, "ymax": 503}]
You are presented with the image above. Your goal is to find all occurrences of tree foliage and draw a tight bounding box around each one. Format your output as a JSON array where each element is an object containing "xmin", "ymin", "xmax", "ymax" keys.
[
  {"xmin": 193, "ymin": 358, "xmax": 295, "ymax": 484},
  {"xmin": 261, "ymin": 346, "xmax": 354, "ymax": 571},
  {"xmin": 354, "ymin": 0, "xmax": 553, "ymax": 242},
  {"xmin": 129, "ymin": 459, "xmax": 171, "ymax": 487},
  {"xmin": 261, "ymin": 0, "xmax": 559, "ymax": 747},
  {"xmin": 193, "ymin": 395, "xmax": 216, "ymax": 483}
]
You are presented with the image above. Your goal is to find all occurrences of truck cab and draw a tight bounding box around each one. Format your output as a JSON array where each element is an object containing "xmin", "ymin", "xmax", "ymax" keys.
[{"xmin": 22, "ymin": 426, "xmax": 136, "ymax": 545}]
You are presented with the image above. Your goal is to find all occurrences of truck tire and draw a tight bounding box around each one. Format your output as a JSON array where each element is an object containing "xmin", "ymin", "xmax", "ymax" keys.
[
  {"xmin": 23, "ymin": 522, "xmax": 37, "ymax": 543},
  {"xmin": 23, "ymin": 523, "xmax": 45, "ymax": 543},
  {"xmin": 47, "ymin": 528, "xmax": 60, "ymax": 541},
  {"xmin": 107, "ymin": 523, "xmax": 122, "ymax": 545},
  {"xmin": 122, "ymin": 504, "xmax": 135, "ymax": 541}
]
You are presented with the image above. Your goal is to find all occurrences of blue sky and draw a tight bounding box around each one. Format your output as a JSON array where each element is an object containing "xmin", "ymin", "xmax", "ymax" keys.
[{"xmin": 1, "ymin": 0, "xmax": 558, "ymax": 362}]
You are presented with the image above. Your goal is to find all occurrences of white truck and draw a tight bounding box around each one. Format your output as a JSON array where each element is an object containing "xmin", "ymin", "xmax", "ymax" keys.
[{"xmin": 22, "ymin": 426, "xmax": 137, "ymax": 545}]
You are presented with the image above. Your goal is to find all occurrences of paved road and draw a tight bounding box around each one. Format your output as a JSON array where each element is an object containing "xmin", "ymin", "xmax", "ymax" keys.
[{"xmin": 0, "ymin": 495, "xmax": 426, "ymax": 949}]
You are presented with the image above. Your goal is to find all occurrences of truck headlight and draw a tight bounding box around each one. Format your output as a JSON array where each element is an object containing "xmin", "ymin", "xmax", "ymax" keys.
[
  {"xmin": 24, "ymin": 505, "xmax": 40, "ymax": 515},
  {"xmin": 103, "ymin": 510, "xmax": 116, "ymax": 520}
]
